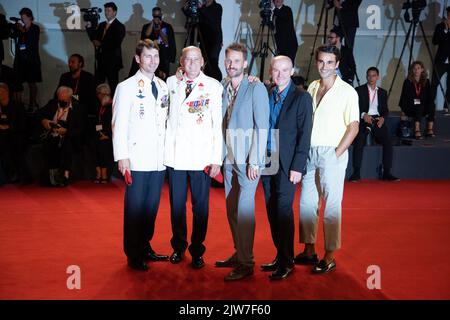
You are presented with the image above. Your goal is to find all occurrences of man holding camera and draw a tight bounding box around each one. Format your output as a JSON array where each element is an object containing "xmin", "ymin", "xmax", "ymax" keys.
[
  {"xmin": 330, "ymin": 0, "xmax": 362, "ymax": 53},
  {"xmin": 272, "ymin": 0, "xmax": 298, "ymax": 65},
  {"xmin": 349, "ymin": 67, "xmax": 399, "ymax": 182},
  {"xmin": 89, "ymin": 2, "xmax": 125, "ymax": 95}
]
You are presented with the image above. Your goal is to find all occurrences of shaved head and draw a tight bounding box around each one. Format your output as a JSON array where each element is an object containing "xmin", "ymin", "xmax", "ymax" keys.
[
  {"xmin": 181, "ymin": 46, "xmax": 203, "ymax": 59},
  {"xmin": 271, "ymin": 55, "xmax": 293, "ymax": 69}
]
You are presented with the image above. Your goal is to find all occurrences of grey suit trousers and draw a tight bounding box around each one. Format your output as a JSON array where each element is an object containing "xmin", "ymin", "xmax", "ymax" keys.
[{"xmin": 224, "ymin": 164, "xmax": 260, "ymax": 267}]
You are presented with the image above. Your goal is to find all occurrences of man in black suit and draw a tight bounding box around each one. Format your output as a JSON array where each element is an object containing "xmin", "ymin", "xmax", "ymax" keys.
[
  {"xmin": 57, "ymin": 54, "xmax": 96, "ymax": 116},
  {"xmin": 38, "ymin": 86, "xmax": 84, "ymax": 186},
  {"xmin": 431, "ymin": 6, "xmax": 450, "ymax": 113},
  {"xmin": 260, "ymin": 55, "xmax": 313, "ymax": 280},
  {"xmin": 349, "ymin": 67, "xmax": 399, "ymax": 182},
  {"xmin": 88, "ymin": 2, "xmax": 125, "ymax": 94},
  {"xmin": 273, "ymin": 0, "xmax": 298, "ymax": 65},
  {"xmin": 328, "ymin": 28, "xmax": 356, "ymax": 85},
  {"xmin": 331, "ymin": 0, "xmax": 362, "ymax": 52},
  {"xmin": 0, "ymin": 13, "xmax": 9, "ymax": 63}
]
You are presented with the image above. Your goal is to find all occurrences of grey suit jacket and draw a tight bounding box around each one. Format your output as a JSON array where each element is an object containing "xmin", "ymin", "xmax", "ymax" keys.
[{"xmin": 222, "ymin": 76, "xmax": 270, "ymax": 171}]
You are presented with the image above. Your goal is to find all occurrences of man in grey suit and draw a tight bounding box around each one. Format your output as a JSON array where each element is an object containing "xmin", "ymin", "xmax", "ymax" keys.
[{"xmin": 215, "ymin": 43, "xmax": 270, "ymax": 281}]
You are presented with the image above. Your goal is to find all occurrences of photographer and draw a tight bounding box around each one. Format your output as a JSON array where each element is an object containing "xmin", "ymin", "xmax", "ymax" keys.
[
  {"xmin": 38, "ymin": 86, "xmax": 84, "ymax": 187},
  {"xmin": 182, "ymin": 0, "xmax": 223, "ymax": 81},
  {"xmin": 87, "ymin": 2, "xmax": 125, "ymax": 95},
  {"xmin": 431, "ymin": 6, "xmax": 450, "ymax": 113},
  {"xmin": 129, "ymin": 7, "xmax": 176, "ymax": 80},
  {"xmin": 13, "ymin": 8, "xmax": 42, "ymax": 111},
  {"xmin": 272, "ymin": 0, "xmax": 298, "ymax": 65}
]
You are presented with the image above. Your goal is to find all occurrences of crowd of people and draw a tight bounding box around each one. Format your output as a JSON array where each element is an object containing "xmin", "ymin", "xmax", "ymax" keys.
[{"xmin": 0, "ymin": 1, "xmax": 449, "ymax": 279}]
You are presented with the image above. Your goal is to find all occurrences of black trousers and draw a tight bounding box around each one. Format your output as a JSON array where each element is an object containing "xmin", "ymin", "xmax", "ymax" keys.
[
  {"xmin": 261, "ymin": 170, "xmax": 296, "ymax": 269},
  {"xmin": 123, "ymin": 170, "xmax": 165, "ymax": 260},
  {"xmin": 167, "ymin": 167, "xmax": 211, "ymax": 258},
  {"xmin": 431, "ymin": 62, "xmax": 450, "ymax": 110},
  {"xmin": 352, "ymin": 122, "xmax": 393, "ymax": 175},
  {"xmin": 96, "ymin": 62, "xmax": 119, "ymax": 95}
]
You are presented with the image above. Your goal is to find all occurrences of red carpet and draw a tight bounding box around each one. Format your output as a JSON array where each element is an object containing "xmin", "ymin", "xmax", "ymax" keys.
[{"xmin": 1, "ymin": 179, "xmax": 450, "ymax": 300}]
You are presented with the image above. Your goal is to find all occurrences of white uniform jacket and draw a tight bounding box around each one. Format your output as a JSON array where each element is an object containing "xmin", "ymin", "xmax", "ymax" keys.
[
  {"xmin": 164, "ymin": 72, "xmax": 223, "ymax": 170},
  {"xmin": 112, "ymin": 70, "xmax": 169, "ymax": 171}
]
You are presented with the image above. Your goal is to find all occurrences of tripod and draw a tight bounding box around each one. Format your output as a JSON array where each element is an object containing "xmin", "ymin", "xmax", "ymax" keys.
[
  {"xmin": 248, "ymin": 21, "xmax": 277, "ymax": 81},
  {"xmin": 184, "ymin": 18, "xmax": 210, "ymax": 72},
  {"xmin": 387, "ymin": 11, "xmax": 448, "ymax": 112}
]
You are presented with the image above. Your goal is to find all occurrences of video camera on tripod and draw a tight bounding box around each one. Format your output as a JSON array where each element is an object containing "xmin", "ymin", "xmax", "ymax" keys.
[
  {"xmin": 6, "ymin": 17, "xmax": 24, "ymax": 39},
  {"xmin": 185, "ymin": 0, "xmax": 205, "ymax": 24},
  {"xmin": 402, "ymin": 0, "xmax": 427, "ymax": 23},
  {"xmin": 259, "ymin": 0, "xmax": 273, "ymax": 27},
  {"xmin": 81, "ymin": 7, "xmax": 102, "ymax": 29}
]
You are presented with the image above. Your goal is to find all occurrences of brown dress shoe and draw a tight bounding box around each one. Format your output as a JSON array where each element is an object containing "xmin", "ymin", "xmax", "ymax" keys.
[
  {"xmin": 215, "ymin": 255, "xmax": 239, "ymax": 268},
  {"xmin": 224, "ymin": 265, "xmax": 254, "ymax": 281}
]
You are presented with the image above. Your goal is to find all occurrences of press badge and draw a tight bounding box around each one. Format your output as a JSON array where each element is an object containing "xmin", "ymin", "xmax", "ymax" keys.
[
  {"xmin": 414, "ymin": 99, "xmax": 421, "ymax": 105},
  {"xmin": 19, "ymin": 44, "xmax": 26, "ymax": 50},
  {"xmin": 96, "ymin": 124, "xmax": 103, "ymax": 131},
  {"xmin": 72, "ymin": 94, "xmax": 79, "ymax": 101}
]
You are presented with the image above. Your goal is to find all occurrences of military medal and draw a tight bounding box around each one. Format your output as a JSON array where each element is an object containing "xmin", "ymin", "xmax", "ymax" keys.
[
  {"xmin": 137, "ymin": 79, "xmax": 145, "ymax": 99},
  {"xmin": 139, "ymin": 103, "xmax": 145, "ymax": 119}
]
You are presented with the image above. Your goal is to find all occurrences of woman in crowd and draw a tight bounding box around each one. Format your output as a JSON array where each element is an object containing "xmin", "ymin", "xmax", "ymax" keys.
[
  {"xmin": 13, "ymin": 8, "xmax": 42, "ymax": 110},
  {"xmin": 93, "ymin": 84, "xmax": 113, "ymax": 183},
  {"xmin": 399, "ymin": 60, "xmax": 435, "ymax": 140}
]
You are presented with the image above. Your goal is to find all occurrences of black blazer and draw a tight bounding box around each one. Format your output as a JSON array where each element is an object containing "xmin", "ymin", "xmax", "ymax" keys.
[
  {"xmin": 57, "ymin": 70, "xmax": 96, "ymax": 114},
  {"xmin": 0, "ymin": 14, "xmax": 9, "ymax": 61},
  {"xmin": 398, "ymin": 78, "xmax": 433, "ymax": 111},
  {"xmin": 432, "ymin": 21, "xmax": 450, "ymax": 64},
  {"xmin": 95, "ymin": 19, "xmax": 126, "ymax": 70},
  {"xmin": 355, "ymin": 84, "xmax": 389, "ymax": 118},
  {"xmin": 272, "ymin": 82, "xmax": 313, "ymax": 176},
  {"xmin": 334, "ymin": 0, "xmax": 362, "ymax": 28},
  {"xmin": 38, "ymin": 99, "xmax": 84, "ymax": 145},
  {"xmin": 273, "ymin": 5, "xmax": 298, "ymax": 55}
]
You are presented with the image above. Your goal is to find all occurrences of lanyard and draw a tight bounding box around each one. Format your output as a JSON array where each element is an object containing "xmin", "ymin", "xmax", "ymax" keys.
[
  {"xmin": 98, "ymin": 105, "xmax": 107, "ymax": 123},
  {"xmin": 368, "ymin": 86, "xmax": 377, "ymax": 105},
  {"xmin": 57, "ymin": 108, "xmax": 67, "ymax": 121},
  {"xmin": 414, "ymin": 82, "xmax": 422, "ymax": 98},
  {"xmin": 73, "ymin": 76, "xmax": 80, "ymax": 95}
]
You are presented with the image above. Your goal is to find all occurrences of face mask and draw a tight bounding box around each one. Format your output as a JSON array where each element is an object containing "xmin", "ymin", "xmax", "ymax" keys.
[{"xmin": 59, "ymin": 100, "xmax": 69, "ymax": 108}]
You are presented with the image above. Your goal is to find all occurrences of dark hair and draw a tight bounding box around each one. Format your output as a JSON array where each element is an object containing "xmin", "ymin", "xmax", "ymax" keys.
[
  {"xmin": 446, "ymin": 6, "xmax": 450, "ymax": 13},
  {"xmin": 19, "ymin": 7, "xmax": 34, "ymax": 20},
  {"xmin": 104, "ymin": 2, "xmax": 118, "ymax": 12},
  {"xmin": 70, "ymin": 54, "xmax": 84, "ymax": 67},
  {"xmin": 315, "ymin": 45, "xmax": 341, "ymax": 62},
  {"xmin": 135, "ymin": 39, "xmax": 159, "ymax": 56},
  {"xmin": 225, "ymin": 43, "xmax": 248, "ymax": 61},
  {"xmin": 366, "ymin": 66, "xmax": 379, "ymax": 75},
  {"xmin": 291, "ymin": 75, "xmax": 306, "ymax": 87},
  {"xmin": 152, "ymin": 7, "xmax": 162, "ymax": 13},
  {"xmin": 330, "ymin": 27, "xmax": 343, "ymax": 39}
]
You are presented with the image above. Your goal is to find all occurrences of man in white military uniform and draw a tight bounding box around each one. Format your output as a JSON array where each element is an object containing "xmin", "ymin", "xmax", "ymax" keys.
[
  {"xmin": 112, "ymin": 39, "xmax": 170, "ymax": 271},
  {"xmin": 165, "ymin": 46, "xmax": 223, "ymax": 269}
]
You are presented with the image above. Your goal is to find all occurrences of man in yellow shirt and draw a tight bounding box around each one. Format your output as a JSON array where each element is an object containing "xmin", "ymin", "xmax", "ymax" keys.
[{"xmin": 296, "ymin": 45, "xmax": 359, "ymax": 274}]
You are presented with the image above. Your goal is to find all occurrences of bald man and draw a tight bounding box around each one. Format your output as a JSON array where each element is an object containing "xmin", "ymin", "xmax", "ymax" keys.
[
  {"xmin": 260, "ymin": 56, "xmax": 313, "ymax": 280},
  {"xmin": 164, "ymin": 46, "xmax": 223, "ymax": 269}
]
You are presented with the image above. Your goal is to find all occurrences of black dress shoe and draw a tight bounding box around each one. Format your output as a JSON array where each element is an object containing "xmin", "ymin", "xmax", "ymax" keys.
[
  {"xmin": 269, "ymin": 266, "xmax": 294, "ymax": 280},
  {"xmin": 382, "ymin": 173, "xmax": 400, "ymax": 182},
  {"xmin": 349, "ymin": 173, "xmax": 361, "ymax": 182},
  {"xmin": 260, "ymin": 259, "xmax": 278, "ymax": 272},
  {"xmin": 224, "ymin": 265, "xmax": 254, "ymax": 281},
  {"xmin": 215, "ymin": 256, "xmax": 238, "ymax": 268},
  {"xmin": 294, "ymin": 253, "xmax": 319, "ymax": 265},
  {"xmin": 170, "ymin": 251, "xmax": 184, "ymax": 264},
  {"xmin": 312, "ymin": 259, "xmax": 336, "ymax": 274},
  {"xmin": 192, "ymin": 256, "xmax": 205, "ymax": 269},
  {"xmin": 144, "ymin": 250, "xmax": 169, "ymax": 262},
  {"xmin": 127, "ymin": 258, "xmax": 148, "ymax": 271}
]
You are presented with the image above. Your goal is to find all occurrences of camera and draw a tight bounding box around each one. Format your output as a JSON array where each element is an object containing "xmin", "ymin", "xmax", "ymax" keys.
[
  {"xmin": 259, "ymin": 0, "xmax": 273, "ymax": 27},
  {"xmin": 81, "ymin": 7, "xmax": 102, "ymax": 29},
  {"xmin": 185, "ymin": 0, "xmax": 205, "ymax": 23},
  {"xmin": 402, "ymin": 0, "xmax": 427, "ymax": 23},
  {"xmin": 7, "ymin": 17, "xmax": 23, "ymax": 38}
]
